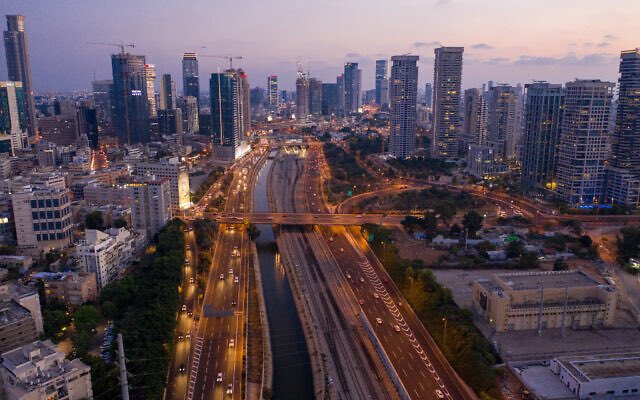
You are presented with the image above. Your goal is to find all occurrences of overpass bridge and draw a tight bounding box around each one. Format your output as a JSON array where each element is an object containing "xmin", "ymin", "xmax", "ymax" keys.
[{"xmin": 203, "ymin": 212, "xmax": 407, "ymax": 225}]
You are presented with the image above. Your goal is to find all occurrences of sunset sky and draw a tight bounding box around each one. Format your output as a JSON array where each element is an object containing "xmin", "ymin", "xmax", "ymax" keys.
[{"xmin": 2, "ymin": 0, "xmax": 638, "ymax": 92}]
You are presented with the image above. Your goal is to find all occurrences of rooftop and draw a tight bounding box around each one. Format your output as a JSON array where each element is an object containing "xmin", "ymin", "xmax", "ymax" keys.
[
  {"xmin": 0, "ymin": 300, "xmax": 32, "ymax": 325},
  {"xmin": 495, "ymin": 270, "xmax": 600, "ymax": 291},
  {"xmin": 558, "ymin": 352, "xmax": 640, "ymax": 382}
]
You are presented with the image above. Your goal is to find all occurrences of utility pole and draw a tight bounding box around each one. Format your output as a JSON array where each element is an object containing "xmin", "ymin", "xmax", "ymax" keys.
[
  {"xmin": 560, "ymin": 286, "xmax": 569, "ymax": 338},
  {"xmin": 117, "ymin": 333, "xmax": 130, "ymax": 400}
]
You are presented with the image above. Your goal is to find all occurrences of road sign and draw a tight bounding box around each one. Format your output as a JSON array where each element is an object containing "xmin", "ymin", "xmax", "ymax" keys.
[
  {"xmin": 368, "ymin": 233, "xmax": 374, "ymax": 242},
  {"xmin": 347, "ymin": 190, "xmax": 353, "ymax": 197}
]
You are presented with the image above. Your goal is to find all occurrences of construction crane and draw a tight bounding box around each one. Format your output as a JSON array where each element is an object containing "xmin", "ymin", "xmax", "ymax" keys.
[
  {"xmin": 87, "ymin": 42, "xmax": 135, "ymax": 55},
  {"xmin": 200, "ymin": 54, "xmax": 243, "ymax": 69}
]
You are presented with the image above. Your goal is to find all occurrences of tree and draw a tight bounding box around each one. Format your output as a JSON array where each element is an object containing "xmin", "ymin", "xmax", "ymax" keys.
[
  {"xmin": 617, "ymin": 226, "xmax": 640, "ymax": 264},
  {"xmin": 113, "ymin": 218, "xmax": 128, "ymax": 229},
  {"xmin": 101, "ymin": 301, "xmax": 118, "ymax": 320},
  {"xmin": 506, "ymin": 240, "xmax": 525, "ymax": 258},
  {"xmin": 553, "ymin": 259, "xmax": 569, "ymax": 271},
  {"xmin": 73, "ymin": 305, "xmax": 101, "ymax": 333},
  {"xmin": 85, "ymin": 211, "xmax": 104, "ymax": 230},
  {"xmin": 579, "ymin": 235, "xmax": 593, "ymax": 248},
  {"xmin": 477, "ymin": 241, "xmax": 496, "ymax": 258},
  {"xmin": 423, "ymin": 212, "xmax": 438, "ymax": 240},
  {"xmin": 449, "ymin": 223, "xmax": 462, "ymax": 237},
  {"xmin": 462, "ymin": 211, "xmax": 484, "ymax": 237},
  {"xmin": 518, "ymin": 251, "xmax": 540, "ymax": 269},
  {"xmin": 0, "ymin": 245, "xmax": 16, "ymax": 255}
]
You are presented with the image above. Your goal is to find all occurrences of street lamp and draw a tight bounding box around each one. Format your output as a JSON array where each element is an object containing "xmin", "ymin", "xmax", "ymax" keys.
[
  {"xmin": 442, "ymin": 317, "xmax": 448, "ymax": 348},
  {"xmin": 381, "ymin": 241, "xmax": 386, "ymax": 261}
]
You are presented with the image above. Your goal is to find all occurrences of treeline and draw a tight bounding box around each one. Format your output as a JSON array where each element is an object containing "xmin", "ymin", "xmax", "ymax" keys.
[
  {"xmin": 388, "ymin": 157, "xmax": 451, "ymax": 179},
  {"xmin": 99, "ymin": 219, "xmax": 186, "ymax": 399},
  {"xmin": 323, "ymin": 142, "xmax": 375, "ymax": 200},
  {"xmin": 363, "ymin": 224, "xmax": 500, "ymax": 398},
  {"xmin": 191, "ymin": 167, "xmax": 225, "ymax": 203}
]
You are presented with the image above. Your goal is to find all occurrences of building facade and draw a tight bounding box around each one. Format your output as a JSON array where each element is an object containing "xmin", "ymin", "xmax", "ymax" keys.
[
  {"xmin": 145, "ymin": 63, "xmax": 157, "ymax": 118},
  {"xmin": 486, "ymin": 84, "xmax": 518, "ymax": 161},
  {"xmin": 159, "ymin": 73, "xmax": 176, "ymax": 110},
  {"xmin": 389, "ymin": 55, "xmax": 419, "ymax": 158},
  {"xmin": 129, "ymin": 178, "xmax": 172, "ymax": 239},
  {"xmin": 91, "ymin": 80, "xmax": 114, "ymax": 135},
  {"xmin": 135, "ymin": 157, "xmax": 190, "ymax": 211},
  {"xmin": 37, "ymin": 115, "xmax": 79, "ymax": 146},
  {"xmin": 76, "ymin": 228, "xmax": 134, "ymax": 289},
  {"xmin": 295, "ymin": 71, "xmax": 310, "ymax": 119},
  {"xmin": 375, "ymin": 59, "xmax": 389, "ymax": 108},
  {"xmin": 0, "ymin": 300, "xmax": 38, "ymax": 353},
  {"xmin": 432, "ymin": 47, "xmax": 464, "ymax": 159},
  {"xmin": 344, "ymin": 62, "xmax": 362, "ymax": 113},
  {"xmin": 34, "ymin": 272, "xmax": 97, "ymax": 306},
  {"xmin": 111, "ymin": 53, "xmax": 150, "ymax": 144},
  {"xmin": 0, "ymin": 81, "xmax": 29, "ymax": 154},
  {"xmin": 267, "ymin": 75, "xmax": 279, "ymax": 108},
  {"xmin": 308, "ymin": 78, "xmax": 323, "ymax": 116},
  {"xmin": 210, "ymin": 69, "xmax": 248, "ymax": 161},
  {"xmin": 182, "ymin": 52, "xmax": 199, "ymax": 105},
  {"xmin": 462, "ymin": 88, "xmax": 487, "ymax": 146}
]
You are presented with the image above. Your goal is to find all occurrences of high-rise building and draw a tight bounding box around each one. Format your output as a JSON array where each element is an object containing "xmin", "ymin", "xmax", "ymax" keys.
[
  {"xmin": 179, "ymin": 96, "xmax": 199, "ymax": 134},
  {"xmin": 0, "ymin": 81, "xmax": 29, "ymax": 153},
  {"xmin": 486, "ymin": 84, "xmax": 518, "ymax": 160},
  {"xmin": 309, "ymin": 78, "xmax": 323, "ymax": 115},
  {"xmin": 321, "ymin": 83, "xmax": 339, "ymax": 116},
  {"xmin": 268, "ymin": 75, "xmax": 279, "ymax": 107},
  {"xmin": 136, "ymin": 157, "xmax": 190, "ymax": 211},
  {"xmin": 37, "ymin": 115, "xmax": 79, "ymax": 146},
  {"xmin": 182, "ymin": 52, "xmax": 199, "ymax": 105},
  {"xmin": 607, "ymin": 49, "xmax": 640, "ymax": 208},
  {"xmin": 129, "ymin": 178, "xmax": 172, "ymax": 239},
  {"xmin": 210, "ymin": 70, "xmax": 248, "ymax": 161},
  {"xmin": 158, "ymin": 108, "xmax": 183, "ymax": 136},
  {"xmin": 3, "ymin": 15, "xmax": 36, "ymax": 138},
  {"xmin": 92, "ymin": 80, "xmax": 114, "ymax": 135},
  {"xmin": 556, "ymin": 80, "xmax": 614, "ymax": 206},
  {"xmin": 462, "ymin": 88, "xmax": 487, "ymax": 146},
  {"xmin": 520, "ymin": 82, "xmax": 564, "ymax": 189},
  {"xmin": 375, "ymin": 59, "xmax": 389, "ymax": 108},
  {"xmin": 432, "ymin": 47, "xmax": 464, "ymax": 159},
  {"xmin": 344, "ymin": 62, "xmax": 362, "ymax": 113},
  {"xmin": 295, "ymin": 71, "xmax": 310, "ymax": 119},
  {"xmin": 111, "ymin": 53, "xmax": 150, "ymax": 144},
  {"xmin": 336, "ymin": 75, "xmax": 345, "ymax": 113},
  {"xmin": 389, "ymin": 55, "xmax": 419, "ymax": 158},
  {"xmin": 145, "ymin": 64, "xmax": 157, "ymax": 118},
  {"xmin": 424, "ymin": 83, "xmax": 433, "ymax": 106},
  {"xmin": 159, "ymin": 73, "xmax": 176, "ymax": 110},
  {"xmin": 237, "ymin": 69, "xmax": 251, "ymax": 140}
]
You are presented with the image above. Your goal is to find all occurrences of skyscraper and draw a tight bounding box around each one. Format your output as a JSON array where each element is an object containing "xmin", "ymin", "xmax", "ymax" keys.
[
  {"xmin": 432, "ymin": 47, "xmax": 464, "ymax": 159},
  {"xmin": 159, "ymin": 73, "xmax": 176, "ymax": 110},
  {"xmin": 267, "ymin": 75, "xmax": 279, "ymax": 108},
  {"xmin": 556, "ymin": 80, "xmax": 614, "ymax": 206},
  {"xmin": 607, "ymin": 49, "xmax": 640, "ymax": 207},
  {"xmin": 308, "ymin": 78, "xmax": 323, "ymax": 115},
  {"xmin": 0, "ymin": 81, "xmax": 29, "ymax": 153},
  {"xmin": 180, "ymin": 96, "xmax": 199, "ymax": 134},
  {"xmin": 424, "ymin": 83, "xmax": 433, "ymax": 107},
  {"xmin": 520, "ymin": 82, "xmax": 564, "ymax": 189},
  {"xmin": 237, "ymin": 69, "xmax": 251, "ymax": 140},
  {"xmin": 344, "ymin": 62, "xmax": 362, "ymax": 113},
  {"xmin": 375, "ymin": 60, "xmax": 389, "ymax": 108},
  {"xmin": 3, "ymin": 15, "xmax": 36, "ymax": 137},
  {"xmin": 182, "ymin": 52, "xmax": 199, "ymax": 105},
  {"xmin": 111, "ymin": 53, "xmax": 150, "ymax": 144},
  {"xmin": 295, "ymin": 71, "xmax": 310, "ymax": 119},
  {"xmin": 336, "ymin": 75, "xmax": 345, "ymax": 113},
  {"xmin": 321, "ymin": 83, "xmax": 338, "ymax": 116},
  {"xmin": 92, "ymin": 80, "xmax": 114, "ymax": 135},
  {"xmin": 462, "ymin": 88, "xmax": 487, "ymax": 146},
  {"xmin": 210, "ymin": 69, "xmax": 245, "ymax": 161},
  {"xmin": 389, "ymin": 55, "xmax": 419, "ymax": 158},
  {"xmin": 486, "ymin": 84, "xmax": 518, "ymax": 160},
  {"xmin": 145, "ymin": 64, "xmax": 157, "ymax": 118}
]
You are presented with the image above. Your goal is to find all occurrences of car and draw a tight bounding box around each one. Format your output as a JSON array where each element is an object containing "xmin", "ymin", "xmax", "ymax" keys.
[
  {"xmin": 234, "ymin": 276, "xmax": 239, "ymax": 284},
  {"xmin": 186, "ymin": 245, "xmax": 191, "ymax": 250},
  {"xmin": 340, "ymin": 248, "xmax": 344, "ymax": 252},
  {"xmin": 228, "ymin": 268, "xmax": 234, "ymax": 275},
  {"xmin": 358, "ymin": 299, "xmax": 364, "ymax": 305},
  {"xmin": 346, "ymin": 274, "xmax": 351, "ymax": 279},
  {"xmin": 329, "ymin": 237, "xmax": 334, "ymax": 242},
  {"xmin": 229, "ymin": 339, "xmax": 235, "ymax": 348},
  {"xmin": 397, "ymin": 302, "xmax": 403, "ymax": 307},
  {"xmin": 189, "ymin": 277, "xmax": 195, "ymax": 284},
  {"xmin": 220, "ymin": 274, "xmax": 225, "ymax": 280},
  {"xmin": 178, "ymin": 332, "xmax": 184, "ymax": 341},
  {"xmin": 394, "ymin": 324, "xmax": 401, "ymax": 333},
  {"xmin": 360, "ymin": 277, "xmax": 365, "ymax": 283},
  {"xmin": 185, "ymin": 258, "xmax": 190, "ymax": 264},
  {"xmin": 375, "ymin": 318, "xmax": 383, "ymax": 325},
  {"xmin": 187, "ymin": 310, "xmax": 193, "ymax": 317},
  {"xmin": 216, "ymin": 372, "xmax": 223, "ymax": 383},
  {"xmin": 435, "ymin": 389, "xmax": 445, "ymax": 399},
  {"xmin": 185, "ymin": 331, "xmax": 191, "ymax": 339},
  {"xmin": 356, "ymin": 214, "xmax": 363, "ymax": 218},
  {"xmin": 181, "ymin": 304, "xmax": 187, "ymax": 312},
  {"xmin": 373, "ymin": 293, "xmax": 380, "ymax": 299},
  {"xmin": 226, "ymin": 384, "xmax": 233, "ymax": 395},
  {"xmin": 178, "ymin": 364, "xmax": 186, "ymax": 374},
  {"xmin": 231, "ymin": 300, "xmax": 237, "ymax": 306}
]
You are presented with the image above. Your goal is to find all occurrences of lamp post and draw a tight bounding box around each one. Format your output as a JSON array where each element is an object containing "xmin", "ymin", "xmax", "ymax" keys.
[
  {"xmin": 381, "ymin": 241, "xmax": 386, "ymax": 261},
  {"xmin": 442, "ymin": 316, "xmax": 448, "ymax": 348}
]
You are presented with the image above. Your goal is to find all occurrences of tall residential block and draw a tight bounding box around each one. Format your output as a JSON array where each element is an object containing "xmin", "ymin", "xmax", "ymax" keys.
[
  {"xmin": 321, "ymin": 83, "xmax": 339, "ymax": 115},
  {"xmin": 111, "ymin": 53, "xmax": 150, "ymax": 144},
  {"xmin": 462, "ymin": 88, "xmax": 487, "ymax": 145},
  {"xmin": 182, "ymin": 52, "xmax": 199, "ymax": 105},
  {"xmin": 344, "ymin": 62, "xmax": 362, "ymax": 113},
  {"xmin": 0, "ymin": 81, "xmax": 29, "ymax": 153},
  {"xmin": 432, "ymin": 47, "xmax": 464, "ymax": 159},
  {"xmin": 375, "ymin": 59, "xmax": 389, "ymax": 107},
  {"xmin": 424, "ymin": 83, "xmax": 433, "ymax": 106},
  {"xmin": 295, "ymin": 71, "xmax": 310, "ymax": 119},
  {"xmin": 159, "ymin": 73, "xmax": 176, "ymax": 110},
  {"xmin": 520, "ymin": 82, "xmax": 564, "ymax": 189},
  {"xmin": 486, "ymin": 84, "xmax": 518, "ymax": 160},
  {"xmin": 145, "ymin": 63, "xmax": 157, "ymax": 118},
  {"xmin": 556, "ymin": 80, "xmax": 614, "ymax": 206},
  {"xmin": 389, "ymin": 55, "xmax": 419, "ymax": 158},
  {"xmin": 210, "ymin": 69, "xmax": 249, "ymax": 161},
  {"xmin": 92, "ymin": 80, "xmax": 114, "ymax": 135},
  {"xmin": 3, "ymin": 15, "xmax": 36, "ymax": 137},
  {"xmin": 129, "ymin": 178, "xmax": 172, "ymax": 239},
  {"xmin": 135, "ymin": 157, "xmax": 190, "ymax": 211},
  {"xmin": 607, "ymin": 49, "xmax": 640, "ymax": 208},
  {"xmin": 309, "ymin": 78, "xmax": 323, "ymax": 115},
  {"xmin": 180, "ymin": 95, "xmax": 199, "ymax": 134},
  {"xmin": 237, "ymin": 69, "xmax": 251, "ymax": 139},
  {"xmin": 268, "ymin": 75, "xmax": 279, "ymax": 107}
]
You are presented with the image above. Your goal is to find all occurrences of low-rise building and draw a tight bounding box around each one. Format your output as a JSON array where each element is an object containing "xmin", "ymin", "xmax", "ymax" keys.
[
  {"xmin": 0, "ymin": 340, "xmax": 92, "ymax": 400},
  {"xmin": 0, "ymin": 256, "xmax": 32, "ymax": 273},
  {"xmin": 550, "ymin": 352, "xmax": 640, "ymax": 398},
  {"xmin": 135, "ymin": 157, "xmax": 191, "ymax": 211},
  {"xmin": 0, "ymin": 300, "xmax": 38, "ymax": 353},
  {"xmin": 32, "ymin": 272, "xmax": 97, "ymax": 306},
  {"xmin": 472, "ymin": 270, "xmax": 616, "ymax": 332}
]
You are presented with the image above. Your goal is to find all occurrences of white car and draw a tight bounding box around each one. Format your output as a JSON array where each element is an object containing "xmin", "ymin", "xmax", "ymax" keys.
[
  {"xmin": 216, "ymin": 372, "xmax": 223, "ymax": 383},
  {"xmin": 435, "ymin": 389, "xmax": 445, "ymax": 399},
  {"xmin": 228, "ymin": 339, "xmax": 234, "ymax": 348},
  {"xmin": 394, "ymin": 324, "xmax": 401, "ymax": 333},
  {"xmin": 228, "ymin": 268, "xmax": 234, "ymax": 275},
  {"xmin": 226, "ymin": 384, "xmax": 233, "ymax": 395},
  {"xmin": 234, "ymin": 276, "xmax": 239, "ymax": 284},
  {"xmin": 373, "ymin": 293, "xmax": 380, "ymax": 299},
  {"xmin": 220, "ymin": 274, "xmax": 224, "ymax": 280},
  {"xmin": 376, "ymin": 317, "xmax": 383, "ymax": 325}
]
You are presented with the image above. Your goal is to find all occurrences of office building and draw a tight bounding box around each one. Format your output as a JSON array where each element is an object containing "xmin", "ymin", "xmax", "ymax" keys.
[
  {"xmin": 556, "ymin": 80, "xmax": 614, "ymax": 206},
  {"xmin": 37, "ymin": 115, "xmax": 79, "ymax": 146},
  {"xmin": 180, "ymin": 95, "xmax": 199, "ymax": 134},
  {"xmin": 33, "ymin": 271, "xmax": 97, "ymax": 306},
  {"xmin": 159, "ymin": 73, "xmax": 176, "ymax": 110},
  {"xmin": 520, "ymin": 82, "xmax": 564, "ymax": 189},
  {"xmin": 210, "ymin": 69, "xmax": 249, "ymax": 161},
  {"xmin": 182, "ymin": 52, "xmax": 199, "ymax": 105},
  {"xmin": 145, "ymin": 64, "xmax": 157, "ymax": 118},
  {"xmin": 472, "ymin": 270, "xmax": 617, "ymax": 332},
  {"xmin": 92, "ymin": 80, "xmax": 114, "ymax": 135},
  {"xmin": 76, "ymin": 228, "xmax": 134, "ymax": 289},
  {"xmin": 309, "ymin": 78, "xmax": 323, "ymax": 115},
  {"xmin": 336, "ymin": 75, "xmax": 345, "ymax": 113},
  {"xmin": 129, "ymin": 178, "xmax": 172, "ymax": 239},
  {"xmin": 158, "ymin": 108, "xmax": 183, "ymax": 137},
  {"xmin": 486, "ymin": 84, "xmax": 518, "ymax": 160},
  {"xmin": 389, "ymin": 55, "xmax": 419, "ymax": 158},
  {"xmin": 0, "ymin": 81, "xmax": 29, "ymax": 153},
  {"xmin": 344, "ymin": 62, "xmax": 362, "ymax": 113},
  {"xmin": 295, "ymin": 70, "xmax": 310, "ymax": 119},
  {"xmin": 0, "ymin": 300, "xmax": 38, "ymax": 353},
  {"xmin": 136, "ymin": 157, "xmax": 190, "ymax": 211},
  {"xmin": 11, "ymin": 185, "xmax": 73, "ymax": 255},
  {"xmin": 0, "ymin": 340, "xmax": 93, "ymax": 400},
  {"xmin": 607, "ymin": 49, "xmax": 640, "ymax": 208},
  {"xmin": 237, "ymin": 69, "xmax": 251, "ymax": 139},
  {"xmin": 321, "ymin": 83, "xmax": 339, "ymax": 116},
  {"xmin": 424, "ymin": 83, "xmax": 433, "ymax": 106},
  {"xmin": 462, "ymin": 88, "xmax": 487, "ymax": 146},
  {"xmin": 3, "ymin": 15, "xmax": 36, "ymax": 138},
  {"xmin": 375, "ymin": 59, "xmax": 389, "ymax": 108},
  {"xmin": 466, "ymin": 143, "xmax": 508, "ymax": 178},
  {"xmin": 432, "ymin": 47, "xmax": 464, "ymax": 159},
  {"xmin": 250, "ymin": 87, "xmax": 265, "ymax": 109},
  {"xmin": 268, "ymin": 75, "xmax": 279, "ymax": 107},
  {"xmin": 111, "ymin": 52, "xmax": 150, "ymax": 144},
  {"xmin": 77, "ymin": 104, "xmax": 98, "ymax": 149}
]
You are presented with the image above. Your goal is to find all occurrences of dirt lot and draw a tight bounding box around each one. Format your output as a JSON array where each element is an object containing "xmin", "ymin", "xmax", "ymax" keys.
[{"xmin": 391, "ymin": 229, "xmax": 448, "ymax": 264}]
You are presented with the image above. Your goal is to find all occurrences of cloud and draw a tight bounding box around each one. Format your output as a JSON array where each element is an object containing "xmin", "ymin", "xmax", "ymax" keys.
[
  {"xmin": 604, "ymin": 34, "xmax": 619, "ymax": 41},
  {"xmin": 596, "ymin": 42, "xmax": 609, "ymax": 48},
  {"xmin": 487, "ymin": 57, "xmax": 509, "ymax": 64},
  {"xmin": 514, "ymin": 53, "xmax": 613, "ymax": 66},
  {"xmin": 345, "ymin": 52, "xmax": 364, "ymax": 59},
  {"xmin": 471, "ymin": 43, "xmax": 494, "ymax": 50},
  {"xmin": 414, "ymin": 41, "xmax": 441, "ymax": 48},
  {"xmin": 435, "ymin": 0, "xmax": 451, "ymax": 5}
]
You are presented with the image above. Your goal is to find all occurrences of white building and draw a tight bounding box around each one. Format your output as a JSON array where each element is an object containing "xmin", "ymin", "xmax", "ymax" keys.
[
  {"xmin": 0, "ymin": 283, "xmax": 43, "ymax": 335},
  {"xmin": 76, "ymin": 228, "xmax": 134, "ymax": 289},
  {"xmin": 0, "ymin": 340, "xmax": 92, "ymax": 400},
  {"xmin": 129, "ymin": 178, "xmax": 172, "ymax": 240},
  {"xmin": 135, "ymin": 157, "xmax": 191, "ymax": 211}
]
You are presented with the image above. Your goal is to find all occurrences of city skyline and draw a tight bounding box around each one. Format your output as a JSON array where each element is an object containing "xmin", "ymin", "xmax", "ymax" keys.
[{"xmin": 2, "ymin": 0, "xmax": 639, "ymax": 92}]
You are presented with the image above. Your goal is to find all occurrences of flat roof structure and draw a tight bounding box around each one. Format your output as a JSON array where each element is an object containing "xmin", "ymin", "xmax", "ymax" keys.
[
  {"xmin": 558, "ymin": 352, "xmax": 640, "ymax": 382},
  {"xmin": 495, "ymin": 270, "xmax": 600, "ymax": 291}
]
